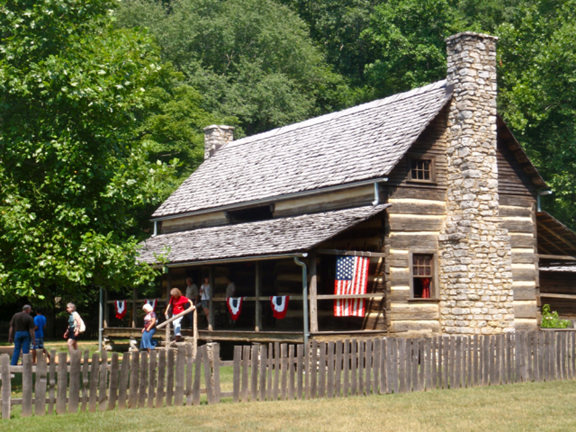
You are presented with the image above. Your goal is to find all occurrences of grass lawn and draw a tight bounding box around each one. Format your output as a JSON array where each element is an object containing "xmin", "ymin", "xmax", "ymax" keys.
[{"xmin": 3, "ymin": 380, "xmax": 576, "ymax": 431}]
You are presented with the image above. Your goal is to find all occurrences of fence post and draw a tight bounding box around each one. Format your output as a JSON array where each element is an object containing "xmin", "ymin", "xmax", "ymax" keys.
[
  {"xmin": 35, "ymin": 352, "xmax": 48, "ymax": 416},
  {"xmin": 233, "ymin": 345, "xmax": 241, "ymax": 403},
  {"xmin": 21, "ymin": 353, "xmax": 33, "ymax": 417},
  {"xmin": 1, "ymin": 354, "xmax": 11, "ymax": 419},
  {"xmin": 56, "ymin": 352, "xmax": 68, "ymax": 414},
  {"xmin": 213, "ymin": 343, "xmax": 221, "ymax": 403}
]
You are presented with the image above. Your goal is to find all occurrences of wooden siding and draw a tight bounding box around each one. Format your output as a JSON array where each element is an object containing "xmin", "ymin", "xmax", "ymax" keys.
[
  {"xmin": 161, "ymin": 212, "xmax": 228, "ymax": 234},
  {"xmin": 273, "ymin": 185, "xmax": 375, "ymax": 218},
  {"xmin": 497, "ymin": 137, "xmax": 538, "ymax": 197},
  {"xmin": 387, "ymin": 106, "xmax": 448, "ymax": 189},
  {"xmin": 500, "ymin": 195, "xmax": 539, "ymax": 329},
  {"xmin": 383, "ymin": 111, "xmax": 448, "ymax": 335}
]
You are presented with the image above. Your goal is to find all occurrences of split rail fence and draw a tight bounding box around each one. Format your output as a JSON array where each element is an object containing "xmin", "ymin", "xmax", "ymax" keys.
[{"xmin": 2, "ymin": 330, "xmax": 575, "ymax": 419}]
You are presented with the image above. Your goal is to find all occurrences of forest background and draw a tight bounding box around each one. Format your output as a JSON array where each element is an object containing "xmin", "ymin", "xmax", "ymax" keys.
[{"xmin": 1, "ymin": 0, "xmax": 575, "ymax": 326}]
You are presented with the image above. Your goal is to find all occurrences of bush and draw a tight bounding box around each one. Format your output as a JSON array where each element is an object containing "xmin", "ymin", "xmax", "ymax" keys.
[{"xmin": 540, "ymin": 304, "xmax": 572, "ymax": 329}]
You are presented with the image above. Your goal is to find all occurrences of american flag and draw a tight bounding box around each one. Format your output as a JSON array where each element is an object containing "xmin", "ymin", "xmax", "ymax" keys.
[{"xmin": 334, "ymin": 256, "xmax": 369, "ymax": 317}]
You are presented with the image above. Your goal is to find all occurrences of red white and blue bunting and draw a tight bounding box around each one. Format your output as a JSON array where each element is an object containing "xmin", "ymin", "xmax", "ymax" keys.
[
  {"xmin": 114, "ymin": 300, "xmax": 127, "ymax": 320},
  {"xmin": 226, "ymin": 297, "xmax": 244, "ymax": 321},
  {"xmin": 270, "ymin": 296, "xmax": 290, "ymax": 319},
  {"xmin": 145, "ymin": 298, "xmax": 158, "ymax": 311}
]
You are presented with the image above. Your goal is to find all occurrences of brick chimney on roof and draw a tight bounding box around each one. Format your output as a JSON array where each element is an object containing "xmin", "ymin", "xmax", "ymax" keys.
[
  {"xmin": 203, "ymin": 125, "xmax": 234, "ymax": 159},
  {"xmin": 438, "ymin": 32, "xmax": 515, "ymax": 335}
]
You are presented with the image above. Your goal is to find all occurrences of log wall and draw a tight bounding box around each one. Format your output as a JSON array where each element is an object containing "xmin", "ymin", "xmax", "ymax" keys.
[{"xmin": 383, "ymin": 108, "xmax": 448, "ymax": 336}]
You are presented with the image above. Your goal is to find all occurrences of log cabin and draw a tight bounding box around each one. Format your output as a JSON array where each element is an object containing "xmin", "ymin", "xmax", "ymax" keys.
[{"xmin": 109, "ymin": 32, "xmax": 576, "ymax": 344}]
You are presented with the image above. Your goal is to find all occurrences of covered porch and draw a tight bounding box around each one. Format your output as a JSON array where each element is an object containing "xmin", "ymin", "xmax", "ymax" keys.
[{"xmin": 104, "ymin": 205, "xmax": 391, "ymax": 344}]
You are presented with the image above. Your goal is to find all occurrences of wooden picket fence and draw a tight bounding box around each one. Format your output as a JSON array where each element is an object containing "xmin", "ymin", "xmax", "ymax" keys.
[
  {"xmin": 1, "ymin": 343, "xmax": 222, "ymax": 419},
  {"xmin": 1, "ymin": 330, "xmax": 575, "ymax": 419},
  {"xmin": 230, "ymin": 330, "xmax": 575, "ymax": 401}
]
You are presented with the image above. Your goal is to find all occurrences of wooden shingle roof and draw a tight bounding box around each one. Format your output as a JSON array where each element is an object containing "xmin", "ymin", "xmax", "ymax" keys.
[
  {"xmin": 152, "ymin": 80, "xmax": 452, "ymax": 219},
  {"xmin": 139, "ymin": 204, "xmax": 390, "ymax": 265}
]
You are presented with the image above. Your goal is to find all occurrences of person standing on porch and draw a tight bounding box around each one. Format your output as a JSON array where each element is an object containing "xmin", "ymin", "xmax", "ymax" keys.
[
  {"xmin": 185, "ymin": 277, "xmax": 199, "ymax": 328},
  {"xmin": 164, "ymin": 288, "xmax": 194, "ymax": 342},
  {"xmin": 8, "ymin": 305, "xmax": 35, "ymax": 366},
  {"xmin": 225, "ymin": 277, "xmax": 236, "ymax": 325},
  {"xmin": 199, "ymin": 277, "xmax": 211, "ymax": 325}
]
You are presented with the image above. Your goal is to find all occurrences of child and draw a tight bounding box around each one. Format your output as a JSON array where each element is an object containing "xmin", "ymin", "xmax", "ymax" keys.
[{"xmin": 32, "ymin": 308, "xmax": 51, "ymax": 363}]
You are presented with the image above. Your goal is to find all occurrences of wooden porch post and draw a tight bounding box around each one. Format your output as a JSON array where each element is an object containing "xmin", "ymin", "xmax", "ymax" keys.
[
  {"xmin": 166, "ymin": 268, "xmax": 172, "ymax": 343},
  {"xmin": 208, "ymin": 266, "xmax": 215, "ymax": 331},
  {"xmin": 309, "ymin": 251, "xmax": 319, "ymax": 333},
  {"xmin": 103, "ymin": 289, "xmax": 109, "ymax": 329},
  {"xmin": 131, "ymin": 286, "xmax": 137, "ymax": 328},
  {"xmin": 255, "ymin": 262, "xmax": 262, "ymax": 332}
]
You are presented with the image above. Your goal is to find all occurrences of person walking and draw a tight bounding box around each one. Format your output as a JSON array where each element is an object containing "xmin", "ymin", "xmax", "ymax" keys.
[
  {"xmin": 32, "ymin": 308, "xmax": 51, "ymax": 364},
  {"xmin": 63, "ymin": 303, "xmax": 82, "ymax": 354},
  {"xmin": 140, "ymin": 303, "xmax": 157, "ymax": 352},
  {"xmin": 8, "ymin": 305, "xmax": 36, "ymax": 366}
]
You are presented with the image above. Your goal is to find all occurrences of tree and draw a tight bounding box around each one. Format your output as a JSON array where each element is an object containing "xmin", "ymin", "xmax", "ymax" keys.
[
  {"xmin": 116, "ymin": 0, "xmax": 352, "ymax": 135},
  {"xmin": 361, "ymin": 0, "xmax": 466, "ymax": 98},
  {"xmin": 497, "ymin": 0, "xmax": 576, "ymax": 229},
  {"xmin": 0, "ymin": 0, "xmax": 173, "ymax": 299}
]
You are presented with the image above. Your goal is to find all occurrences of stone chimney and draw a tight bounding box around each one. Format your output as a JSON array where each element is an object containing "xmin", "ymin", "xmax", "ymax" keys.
[
  {"xmin": 203, "ymin": 125, "xmax": 234, "ymax": 159},
  {"xmin": 438, "ymin": 32, "xmax": 514, "ymax": 335}
]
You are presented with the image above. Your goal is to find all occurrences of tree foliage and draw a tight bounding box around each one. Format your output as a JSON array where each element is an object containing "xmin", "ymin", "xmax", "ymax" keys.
[
  {"xmin": 0, "ymin": 0, "xmax": 173, "ymax": 299},
  {"xmin": 116, "ymin": 0, "xmax": 352, "ymax": 135}
]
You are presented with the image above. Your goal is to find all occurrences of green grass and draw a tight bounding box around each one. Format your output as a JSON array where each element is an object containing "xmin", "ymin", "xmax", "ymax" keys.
[{"xmin": 3, "ymin": 380, "xmax": 576, "ymax": 431}]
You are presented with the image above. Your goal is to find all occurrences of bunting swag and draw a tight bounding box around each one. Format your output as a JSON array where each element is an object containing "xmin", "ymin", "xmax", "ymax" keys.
[
  {"xmin": 115, "ymin": 300, "xmax": 127, "ymax": 320},
  {"xmin": 334, "ymin": 255, "xmax": 369, "ymax": 317},
  {"xmin": 145, "ymin": 298, "xmax": 158, "ymax": 311},
  {"xmin": 270, "ymin": 296, "xmax": 290, "ymax": 319},
  {"xmin": 226, "ymin": 297, "xmax": 244, "ymax": 321}
]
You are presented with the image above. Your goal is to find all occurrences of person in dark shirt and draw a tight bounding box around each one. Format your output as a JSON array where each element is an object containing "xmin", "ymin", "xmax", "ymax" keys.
[{"xmin": 8, "ymin": 305, "xmax": 36, "ymax": 366}]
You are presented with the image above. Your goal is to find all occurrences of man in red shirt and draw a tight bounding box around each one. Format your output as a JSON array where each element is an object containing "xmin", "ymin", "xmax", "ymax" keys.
[{"xmin": 164, "ymin": 288, "xmax": 195, "ymax": 342}]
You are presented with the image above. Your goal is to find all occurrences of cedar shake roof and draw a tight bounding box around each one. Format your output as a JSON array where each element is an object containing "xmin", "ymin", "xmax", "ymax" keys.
[
  {"xmin": 139, "ymin": 204, "xmax": 390, "ymax": 265},
  {"xmin": 152, "ymin": 80, "xmax": 452, "ymax": 219}
]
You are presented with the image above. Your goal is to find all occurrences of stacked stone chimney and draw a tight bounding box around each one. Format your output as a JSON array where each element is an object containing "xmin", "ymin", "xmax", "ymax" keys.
[
  {"xmin": 438, "ymin": 32, "xmax": 515, "ymax": 335},
  {"xmin": 204, "ymin": 125, "xmax": 234, "ymax": 159}
]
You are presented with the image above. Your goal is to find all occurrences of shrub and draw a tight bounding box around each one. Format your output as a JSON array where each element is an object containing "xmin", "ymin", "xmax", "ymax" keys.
[{"xmin": 540, "ymin": 304, "xmax": 572, "ymax": 328}]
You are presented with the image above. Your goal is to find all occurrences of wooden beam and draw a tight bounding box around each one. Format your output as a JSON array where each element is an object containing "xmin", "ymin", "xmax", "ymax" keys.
[
  {"xmin": 103, "ymin": 289, "xmax": 109, "ymax": 329},
  {"xmin": 255, "ymin": 262, "xmax": 262, "ymax": 332},
  {"xmin": 131, "ymin": 287, "xmax": 137, "ymax": 328},
  {"xmin": 538, "ymin": 222, "xmax": 576, "ymax": 254},
  {"xmin": 309, "ymin": 251, "xmax": 318, "ymax": 333},
  {"xmin": 317, "ymin": 249, "xmax": 386, "ymax": 258},
  {"xmin": 204, "ymin": 294, "xmax": 386, "ymax": 301},
  {"xmin": 540, "ymin": 293, "xmax": 576, "ymax": 300},
  {"xmin": 539, "ymin": 254, "xmax": 576, "ymax": 262}
]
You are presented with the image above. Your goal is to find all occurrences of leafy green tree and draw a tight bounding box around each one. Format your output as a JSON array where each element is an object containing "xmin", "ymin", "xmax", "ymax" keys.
[
  {"xmin": 279, "ymin": 0, "xmax": 379, "ymax": 88},
  {"xmin": 497, "ymin": 0, "xmax": 576, "ymax": 229},
  {"xmin": 361, "ymin": 0, "xmax": 466, "ymax": 98},
  {"xmin": 117, "ymin": 0, "xmax": 352, "ymax": 135},
  {"xmin": 0, "ymin": 0, "xmax": 173, "ymax": 299}
]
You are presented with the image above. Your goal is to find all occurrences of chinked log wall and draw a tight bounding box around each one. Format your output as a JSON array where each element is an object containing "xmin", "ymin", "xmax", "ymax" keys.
[{"xmin": 2, "ymin": 331, "xmax": 575, "ymax": 419}]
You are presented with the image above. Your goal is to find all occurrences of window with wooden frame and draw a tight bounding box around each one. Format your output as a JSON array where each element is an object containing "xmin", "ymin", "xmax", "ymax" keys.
[
  {"xmin": 408, "ymin": 157, "xmax": 435, "ymax": 183},
  {"xmin": 410, "ymin": 253, "xmax": 437, "ymax": 299}
]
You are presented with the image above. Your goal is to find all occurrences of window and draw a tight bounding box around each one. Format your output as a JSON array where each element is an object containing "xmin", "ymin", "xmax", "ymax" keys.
[
  {"xmin": 409, "ymin": 157, "xmax": 435, "ymax": 183},
  {"xmin": 412, "ymin": 254, "xmax": 434, "ymax": 299},
  {"xmin": 227, "ymin": 205, "xmax": 273, "ymax": 223}
]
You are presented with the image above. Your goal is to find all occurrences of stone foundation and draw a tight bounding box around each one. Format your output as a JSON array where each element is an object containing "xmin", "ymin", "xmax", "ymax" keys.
[{"xmin": 438, "ymin": 32, "xmax": 515, "ymax": 335}]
